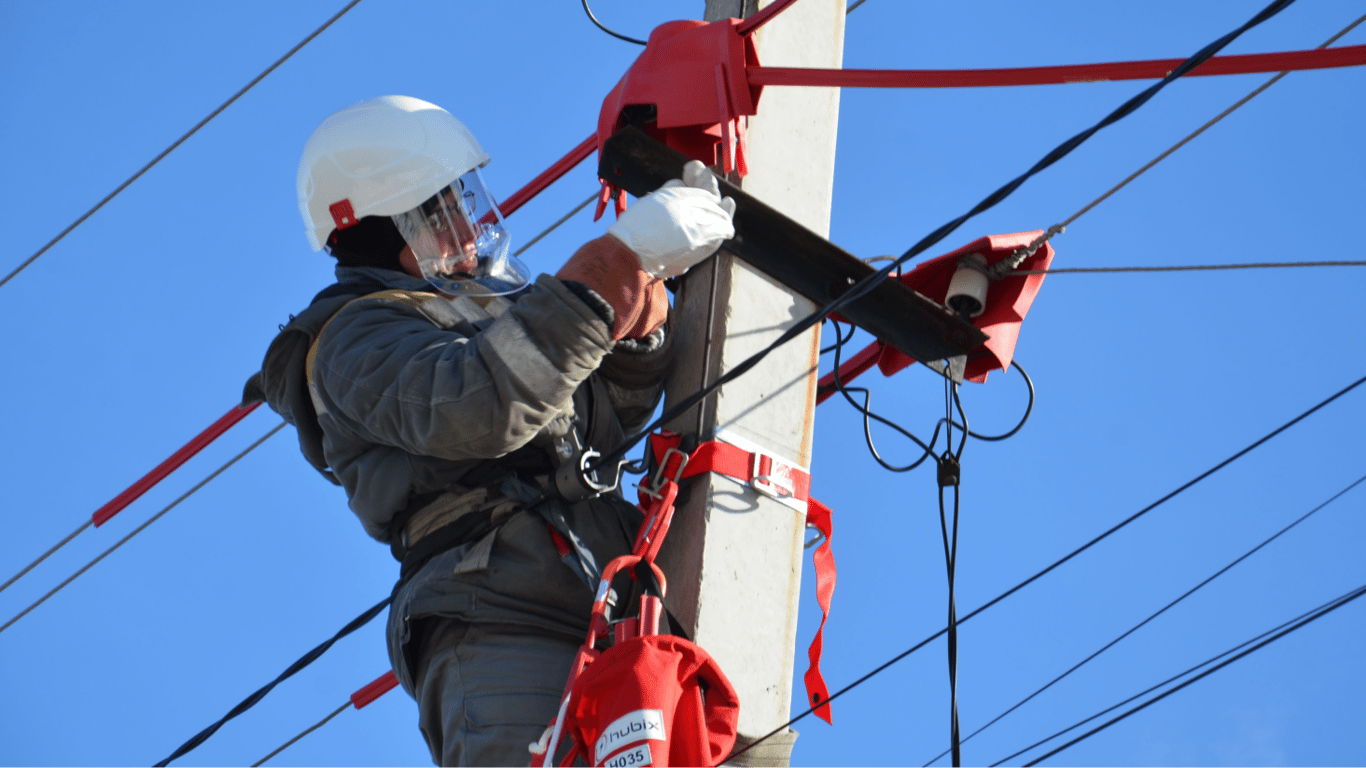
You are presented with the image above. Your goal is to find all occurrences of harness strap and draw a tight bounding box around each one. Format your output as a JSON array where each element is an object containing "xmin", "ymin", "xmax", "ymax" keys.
[{"xmin": 645, "ymin": 432, "xmax": 837, "ymax": 724}]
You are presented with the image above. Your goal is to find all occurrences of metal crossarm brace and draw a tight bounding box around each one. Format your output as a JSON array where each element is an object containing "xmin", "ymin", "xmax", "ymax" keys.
[{"xmin": 598, "ymin": 126, "xmax": 988, "ymax": 365}]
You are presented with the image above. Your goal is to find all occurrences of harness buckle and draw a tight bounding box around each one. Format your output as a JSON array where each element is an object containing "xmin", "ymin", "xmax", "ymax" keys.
[
  {"xmin": 750, "ymin": 450, "xmax": 798, "ymax": 500},
  {"xmin": 648, "ymin": 448, "xmax": 689, "ymax": 492}
]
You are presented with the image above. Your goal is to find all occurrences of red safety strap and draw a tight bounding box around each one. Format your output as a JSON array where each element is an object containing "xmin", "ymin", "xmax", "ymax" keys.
[
  {"xmin": 747, "ymin": 44, "xmax": 1366, "ymax": 89},
  {"xmin": 647, "ymin": 432, "xmax": 836, "ymax": 724}
]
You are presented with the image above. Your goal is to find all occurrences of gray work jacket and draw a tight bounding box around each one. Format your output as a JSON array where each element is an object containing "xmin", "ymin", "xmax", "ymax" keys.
[{"xmin": 248, "ymin": 260, "xmax": 671, "ymax": 692}]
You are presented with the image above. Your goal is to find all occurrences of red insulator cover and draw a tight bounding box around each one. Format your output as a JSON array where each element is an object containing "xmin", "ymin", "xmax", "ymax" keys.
[
  {"xmin": 598, "ymin": 19, "xmax": 762, "ymax": 185},
  {"xmin": 820, "ymin": 231, "xmax": 1054, "ymax": 397}
]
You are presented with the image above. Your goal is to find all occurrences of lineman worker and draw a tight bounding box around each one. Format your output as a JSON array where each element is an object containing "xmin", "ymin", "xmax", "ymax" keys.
[{"xmin": 245, "ymin": 95, "xmax": 736, "ymax": 765}]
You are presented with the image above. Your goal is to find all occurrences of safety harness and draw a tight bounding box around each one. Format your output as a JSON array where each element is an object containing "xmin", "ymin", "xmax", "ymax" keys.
[{"xmin": 531, "ymin": 432, "xmax": 837, "ymax": 767}]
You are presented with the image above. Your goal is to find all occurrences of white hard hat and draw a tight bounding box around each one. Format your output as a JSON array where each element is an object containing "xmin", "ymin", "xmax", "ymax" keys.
[
  {"xmin": 298, "ymin": 95, "xmax": 489, "ymax": 251},
  {"xmin": 298, "ymin": 96, "xmax": 528, "ymax": 296}
]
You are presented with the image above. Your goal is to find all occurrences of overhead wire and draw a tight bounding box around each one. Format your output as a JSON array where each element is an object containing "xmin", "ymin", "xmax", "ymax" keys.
[
  {"xmin": 999, "ymin": 10, "xmax": 1366, "ymax": 268},
  {"xmin": 0, "ymin": 519, "xmax": 91, "ymax": 597},
  {"xmin": 992, "ymin": 579, "xmax": 1366, "ymax": 766},
  {"xmin": 154, "ymin": 596, "xmax": 393, "ymax": 767},
  {"xmin": 0, "ymin": 422, "xmax": 286, "ymax": 636},
  {"xmin": 925, "ymin": 470, "xmax": 1366, "ymax": 766},
  {"xmin": 512, "ymin": 191, "xmax": 600, "ymax": 258},
  {"xmin": 725, "ymin": 370, "xmax": 1366, "ymax": 762},
  {"xmin": 580, "ymin": 0, "xmax": 647, "ymax": 45},
  {"xmin": 0, "ymin": 0, "xmax": 367, "ymax": 292},
  {"xmin": 252, "ymin": 702, "xmax": 351, "ymax": 767},
  {"xmin": 1021, "ymin": 582, "xmax": 1366, "ymax": 766},
  {"xmin": 1009, "ymin": 259, "xmax": 1366, "ymax": 275}
]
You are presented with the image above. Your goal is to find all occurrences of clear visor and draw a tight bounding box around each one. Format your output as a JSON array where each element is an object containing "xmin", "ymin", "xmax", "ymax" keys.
[{"xmin": 391, "ymin": 168, "xmax": 529, "ymax": 296}]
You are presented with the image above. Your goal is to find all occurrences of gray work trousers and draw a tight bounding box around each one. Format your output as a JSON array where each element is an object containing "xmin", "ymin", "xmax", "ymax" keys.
[{"xmin": 410, "ymin": 617, "xmax": 580, "ymax": 766}]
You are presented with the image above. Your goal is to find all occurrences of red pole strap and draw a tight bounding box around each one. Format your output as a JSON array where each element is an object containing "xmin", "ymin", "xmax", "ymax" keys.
[
  {"xmin": 91, "ymin": 402, "xmax": 262, "ymax": 527},
  {"xmin": 498, "ymin": 134, "xmax": 597, "ymax": 219},
  {"xmin": 748, "ymin": 43, "xmax": 1366, "ymax": 89},
  {"xmin": 350, "ymin": 671, "xmax": 400, "ymax": 709},
  {"xmin": 735, "ymin": 0, "xmax": 802, "ymax": 35}
]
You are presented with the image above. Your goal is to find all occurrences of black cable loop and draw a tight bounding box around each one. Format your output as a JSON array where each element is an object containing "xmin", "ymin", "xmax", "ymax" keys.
[
  {"xmin": 580, "ymin": 0, "xmax": 647, "ymax": 45},
  {"xmin": 954, "ymin": 359, "xmax": 1035, "ymax": 442},
  {"xmin": 819, "ymin": 317, "xmax": 858, "ymax": 355},
  {"xmin": 950, "ymin": 379, "xmax": 968, "ymax": 460},
  {"xmin": 828, "ymin": 319, "xmax": 941, "ymax": 471}
]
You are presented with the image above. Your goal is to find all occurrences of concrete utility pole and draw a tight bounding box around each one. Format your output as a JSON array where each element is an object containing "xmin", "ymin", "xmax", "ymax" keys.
[{"xmin": 655, "ymin": 1, "xmax": 845, "ymax": 764}]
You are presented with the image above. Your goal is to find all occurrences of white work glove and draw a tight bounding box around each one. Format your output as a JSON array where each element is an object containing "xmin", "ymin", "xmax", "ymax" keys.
[{"xmin": 607, "ymin": 160, "xmax": 737, "ymax": 279}]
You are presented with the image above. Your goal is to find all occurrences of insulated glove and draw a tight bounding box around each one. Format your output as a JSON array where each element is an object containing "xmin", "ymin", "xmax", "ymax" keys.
[
  {"xmin": 557, "ymin": 236, "xmax": 669, "ymax": 340},
  {"xmin": 607, "ymin": 160, "xmax": 737, "ymax": 279}
]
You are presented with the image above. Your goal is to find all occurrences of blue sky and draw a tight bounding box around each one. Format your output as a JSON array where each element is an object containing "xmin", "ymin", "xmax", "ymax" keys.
[{"xmin": 1, "ymin": 0, "xmax": 1363, "ymax": 765}]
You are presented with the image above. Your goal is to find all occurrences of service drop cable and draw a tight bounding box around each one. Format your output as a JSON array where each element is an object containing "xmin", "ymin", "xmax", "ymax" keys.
[
  {"xmin": 0, "ymin": 519, "xmax": 90, "ymax": 597},
  {"xmin": 924, "ymin": 470, "xmax": 1366, "ymax": 766},
  {"xmin": 0, "ymin": 422, "xmax": 286, "ymax": 636},
  {"xmin": 726, "ymin": 370, "xmax": 1366, "ymax": 762},
  {"xmin": 1, "ymin": 403, "xmax": 262, "ymax": 596},
  {"xmin": 0, "ymin": 0, "xmax": 366, "ymax": 292},
  {"xmin": 253, "ymin": 671, "xmax": 399, "ymax": 766},
  {"xmin": 1021, "ymin": 583, "xmax": 1366, "ymax": 766},
  {"xmin": 154, "ymin": 597, "xmax": 393, "ymax": 767},
  {"xmin": 593, "ymin": 0, "xmax": 1302, "ymax": 479},
  {"xmin": 253, "ymin": 702, "xmax": 349, "ymax": 767},
  {"xmin": 1009, "ymin": 259, "xmax": 1366, "ymax": 275},
  {"xmin": 1010, "ymin": 10, "xmax": 1366, "ymax": 266},
  {"xmin": 512, "ymin": 192, "xmax": 600, "ymax": 258},
  {"xmin": 992, "ymin": 581, "xmax": 1366, "ymax": 766}
]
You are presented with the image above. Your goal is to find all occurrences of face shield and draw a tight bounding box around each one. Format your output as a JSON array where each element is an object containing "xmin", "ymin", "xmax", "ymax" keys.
[{"xmin": 391, "ymin": 168, "xmax": 530, "ymax": 296}]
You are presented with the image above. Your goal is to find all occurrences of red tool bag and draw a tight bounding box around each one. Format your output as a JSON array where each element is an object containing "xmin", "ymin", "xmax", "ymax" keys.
[
  {"xmin": 531, "ymin": 459, "xmax": 742, "ymax": 767},
  {"xmin": 560, "ymin": 634, "xmax": 740, "ymax": 767}
]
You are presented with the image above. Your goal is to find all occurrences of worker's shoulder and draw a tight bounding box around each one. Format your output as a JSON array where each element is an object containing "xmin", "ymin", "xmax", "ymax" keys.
[{"xmin": 333, "ymin": 288, "xmax": 466, "ymax": 327}]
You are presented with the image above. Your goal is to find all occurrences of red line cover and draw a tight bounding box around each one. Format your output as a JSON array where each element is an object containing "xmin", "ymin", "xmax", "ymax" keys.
[
  {"xmin": 748, "ymin": 44, "xmax": 1366, "ymax": 89},
  {"xmin": 91, "ymin": 403, "xmax": 261, "ymax": 527},
  {"xmin": 350, "ymin": 671, "xmax": 399, "ymax": 709}
]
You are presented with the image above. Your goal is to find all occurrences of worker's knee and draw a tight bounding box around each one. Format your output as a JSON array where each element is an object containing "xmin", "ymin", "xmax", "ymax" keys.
[{"xmin": 413, "ymin": 620, "xmax": 578, "ymax": 766}]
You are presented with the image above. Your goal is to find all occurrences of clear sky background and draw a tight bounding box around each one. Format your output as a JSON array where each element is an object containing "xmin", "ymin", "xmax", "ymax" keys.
[{"xmin": 2, "ymin": 0, "xmax": 1363, "ymax": 765}]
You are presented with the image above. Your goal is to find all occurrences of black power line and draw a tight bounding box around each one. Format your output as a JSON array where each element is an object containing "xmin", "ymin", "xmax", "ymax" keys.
[
  {"xmin": 154, "ymin": 597, "xmax": 391, "ymax": 767},
  {"xmin": 0, "ymin": 0, "xmax": 367, "ymax": 292},
  {"xmin": 993, "ymin": 581, "xmax": 1366, "ymax": 766},
  {"xmin": 1022, "ymin": 582, "xmax": 1366, "ymax": 766},
  {"xmin": 726, "ymin": 370, "xmax": 1365, "ymax": 762},
  {"xmin": 925, "ymin": 471, "xmax": 1366, "ymax": 765}
]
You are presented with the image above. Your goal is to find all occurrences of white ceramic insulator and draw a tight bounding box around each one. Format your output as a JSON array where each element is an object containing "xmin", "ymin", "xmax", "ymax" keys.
[{"xmin": 946, "ymin": 253, "xmax": 989, "ymax": 318}]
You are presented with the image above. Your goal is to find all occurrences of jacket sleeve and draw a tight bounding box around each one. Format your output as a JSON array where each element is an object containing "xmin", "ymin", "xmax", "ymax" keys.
[
  {"xmin": 310, "ymin": 274, "xmax": 617, "ymax": 461},
  {"xmin": 596, "ymin": 318, "xmax": 674, "ymax": 436}
]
